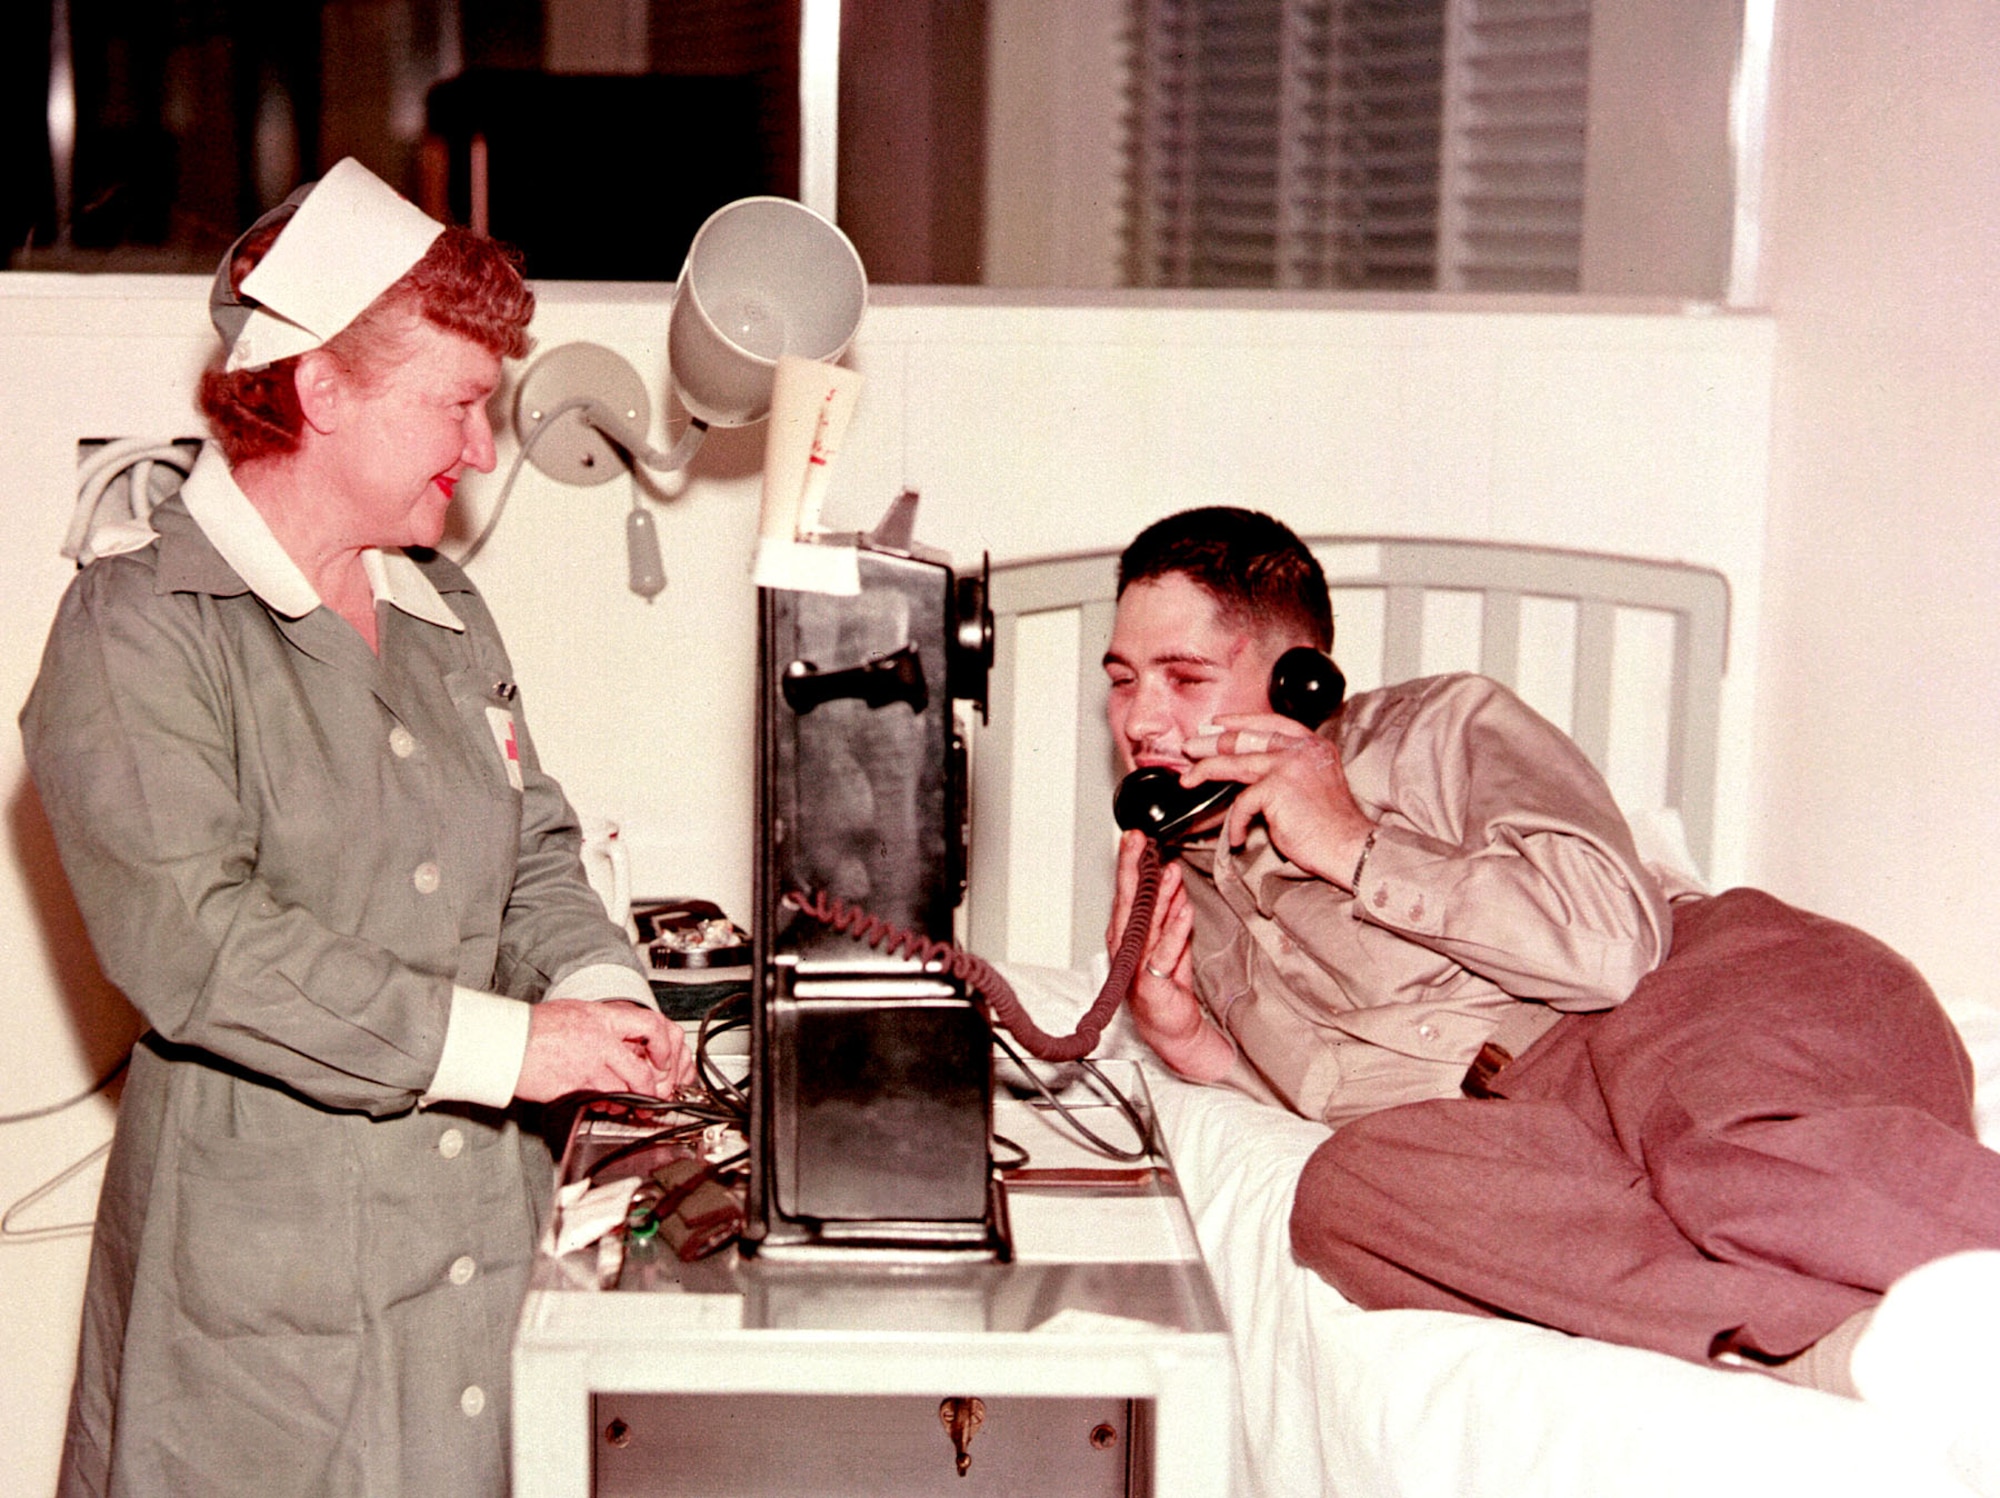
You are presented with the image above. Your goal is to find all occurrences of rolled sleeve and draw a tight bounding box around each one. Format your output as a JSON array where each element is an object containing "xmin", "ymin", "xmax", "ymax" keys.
[
  {"xmin": 548, "ymin": 962, "xmax": 653, "ymax": 1005},
  {"xmin": 424, "ymin": 986, "xmax": 534, "ymax": 1109}
]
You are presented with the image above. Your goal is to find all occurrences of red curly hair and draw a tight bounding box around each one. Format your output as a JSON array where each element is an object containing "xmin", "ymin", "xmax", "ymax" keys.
[{"xmin": 198, "ymin": 224, "xmax": 535, "ymax": 466}]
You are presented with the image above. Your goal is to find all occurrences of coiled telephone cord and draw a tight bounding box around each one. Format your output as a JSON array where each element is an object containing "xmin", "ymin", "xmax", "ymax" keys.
[{"xmin": 783, "ymin": 839, "xmax": 1164, "ymax": 1064}]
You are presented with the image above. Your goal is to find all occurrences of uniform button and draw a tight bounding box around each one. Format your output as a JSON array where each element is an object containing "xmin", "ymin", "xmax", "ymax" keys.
[
  {"xmin": 413, "ymin": 861, "xmax": 441, "ymax": 894},
  {"xmin": 389, "ymin": 725, "xmax": 416, "ymax": 758},
  {"xmin": 1277, "ymin": 933, "xmax": 1296, "ymax": 955},
  {"xmin": 438, "ymin": 1128, "xmax": 465, "ymax": 1159},
  {"xmin": 449, "ymin": 1255, "xmax": 478, "ymax": 1286},
  {"xmin": 1416, "ymin": 1022, "xmax": 1439, "ymax": 1042},
  {"xmin": 461, "ymin": 1385, "xmax": 486, "ymax": 1418}
]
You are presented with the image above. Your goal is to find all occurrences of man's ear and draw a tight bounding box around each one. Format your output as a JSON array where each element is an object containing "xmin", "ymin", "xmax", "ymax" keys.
[{"xmin": 293, "ymin": 350, "xmax": 344, "ymax": 437}]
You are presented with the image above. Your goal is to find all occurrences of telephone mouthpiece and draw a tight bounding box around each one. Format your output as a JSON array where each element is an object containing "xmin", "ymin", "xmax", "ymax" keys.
[{"xmin": 1114, "ymin": 767, "xmax": 1240, "ymax": 844}]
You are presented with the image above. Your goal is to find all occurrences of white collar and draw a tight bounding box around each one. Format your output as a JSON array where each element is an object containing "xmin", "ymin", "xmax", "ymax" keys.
[{"xmin": 180, "ymin": 444, "xmax": 465, "ymax": 631}]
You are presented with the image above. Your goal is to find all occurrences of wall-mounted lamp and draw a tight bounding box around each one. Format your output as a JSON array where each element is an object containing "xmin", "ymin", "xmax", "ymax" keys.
[{"xmin": 512, "ymin": 196, "xmax": 869, "ymax": 486}]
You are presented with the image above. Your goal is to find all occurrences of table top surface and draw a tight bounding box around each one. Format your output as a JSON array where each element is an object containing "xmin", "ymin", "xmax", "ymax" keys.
[{"xmin": 523, "ymin": 1059, "xmax": 1229, "ymax": 1343}]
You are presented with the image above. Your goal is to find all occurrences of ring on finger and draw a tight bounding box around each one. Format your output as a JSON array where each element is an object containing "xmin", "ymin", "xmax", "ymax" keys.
[{"xmin": 1144, "ymin": 961, "xmax": 1170, "ymax": 980}]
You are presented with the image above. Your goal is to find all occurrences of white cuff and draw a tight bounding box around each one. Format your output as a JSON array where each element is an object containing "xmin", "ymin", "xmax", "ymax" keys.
[
  {"xmin": 548, "ymin": 962, "xmax": 654, "ymax": 1006},
  {"xmin": 423, "ymin": 986, "xmax": 534, "ymax": 1110}
]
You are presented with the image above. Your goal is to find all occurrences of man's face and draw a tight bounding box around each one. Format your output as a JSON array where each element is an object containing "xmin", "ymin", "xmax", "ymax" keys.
[{"xmin": 1103, "ymin": 572, "xmax": 1291, "ymax": 775}]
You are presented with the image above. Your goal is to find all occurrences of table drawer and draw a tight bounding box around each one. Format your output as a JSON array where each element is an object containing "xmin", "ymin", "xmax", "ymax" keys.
[{"xmin": 592, "ymin": 1392, "xmax": 1144, "ymax": 1496}]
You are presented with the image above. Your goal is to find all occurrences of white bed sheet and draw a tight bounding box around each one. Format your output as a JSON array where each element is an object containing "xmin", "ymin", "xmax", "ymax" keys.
[{"xmin": 1003, "ymin": 963, "xmax": 1997, "ymax": 1498}]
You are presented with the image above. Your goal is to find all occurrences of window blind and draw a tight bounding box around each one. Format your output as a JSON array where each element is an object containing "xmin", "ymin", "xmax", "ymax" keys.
[
  {"xmin": 1126, "ymin": 0, "xmax": 1588, "ymax": 291},
  {"xmin": 1436, "ymin": 0, "xmax": 1590, "ymax": 291}
]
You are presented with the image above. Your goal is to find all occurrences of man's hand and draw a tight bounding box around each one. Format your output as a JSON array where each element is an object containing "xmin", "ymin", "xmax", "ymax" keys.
[
  {"xmin": 1180, "ymin": 716, "xmax": 1375, "ymax": 886},
  {"xmin": 514, "ymin": 998, "xmax": 695, "ymax": 1103},
  {"xmin": 1108, "ymin": 830, "xmax": 1235, "ymax": 1082}
]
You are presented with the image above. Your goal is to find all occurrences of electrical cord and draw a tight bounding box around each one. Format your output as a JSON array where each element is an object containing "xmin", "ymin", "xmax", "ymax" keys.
[
  {"xmin": 0, "ymin": 1051, "xmax": 127, "ymax": 1126},
  {"xmin": 993, "ymin": 1031, "xmax": 1155, "ymax": 1164},
  {"xmin": 578, "ymin": 1109, "xmax": 737, "ymax": 1182},
  {"xmin": 989, "ymin": 1132, "xmax": 1030, "ymax": 1171},
  {"xmin": 453, "ymin": 398, "xmax": 701, "ymax": 576},
  {"xmin": 779, "ymin": 884, "xmax": 1167, "ymax": 1162},
  {"xmin": 63, "ymin": 439, "xmax": 198, "ymax": 565},
  {"xmin": 693, "ymin": 989, "xmax": 750, "ymax": 1116},
  {"xmin": 579, "ymin": 988, "xmax": 755, "ymax": 1181},
  {"xmin": 783, "ymin": 846, "xmax": 1162, "ymax": 1064},
  {"xmin": 454, "ymin": 396, "xmax": 598, "ymax": 568},
  {"xmin": 0, "ymin": 1050, "xmax": 130, "ymax": 1245}
]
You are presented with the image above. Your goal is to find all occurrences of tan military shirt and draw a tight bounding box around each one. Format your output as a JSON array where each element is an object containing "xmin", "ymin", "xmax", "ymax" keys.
[{"xmin": 1178, "ymin": 673, "xmax": 1676, "ymax": 1126}]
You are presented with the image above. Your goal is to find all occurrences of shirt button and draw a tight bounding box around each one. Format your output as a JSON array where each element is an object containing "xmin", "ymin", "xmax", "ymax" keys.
[
  {"xmin": 1417, "ymin": 1022, "xmax": 1439, "ymax": 1042},
  {"xmin": 461, "ymin": 1385, "xmax": 486, "ymax": 1418},
  {"xmin": 438, "ymin": 1128, "xmax": 465, "ymax": 1159},
  {"xmin": 413, "ymin": 862, "xmax": 441, "ymax": 894},
  {"xmin": 389, "ymin": 725, "xmax": 416, "ymax": 758},
  {"xmin": 449, "ymin": 1255, "xmax": 478, "ymax": 1286}
]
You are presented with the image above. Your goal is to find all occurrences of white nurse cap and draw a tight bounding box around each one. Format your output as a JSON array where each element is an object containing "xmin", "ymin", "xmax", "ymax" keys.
[{"xmin": 209, "ymin": 157, "xmax": 446, "ymax": 373}]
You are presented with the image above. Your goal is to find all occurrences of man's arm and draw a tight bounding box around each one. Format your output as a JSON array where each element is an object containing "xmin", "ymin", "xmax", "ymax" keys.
[{"xmin": 1273, "ymin": 674, "xmax": 1673, "ymax": 1008}]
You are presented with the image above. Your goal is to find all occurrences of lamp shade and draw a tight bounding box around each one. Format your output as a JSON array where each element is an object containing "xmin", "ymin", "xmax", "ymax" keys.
[{"xmin": 668, "ymin": 197, "xmax": 868, "ymax": 428}]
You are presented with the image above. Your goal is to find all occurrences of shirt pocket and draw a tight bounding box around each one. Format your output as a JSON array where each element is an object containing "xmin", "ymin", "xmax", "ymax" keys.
[{"xmin": 445, "ymin": 668, "xmax": 527, "ymax": 801}]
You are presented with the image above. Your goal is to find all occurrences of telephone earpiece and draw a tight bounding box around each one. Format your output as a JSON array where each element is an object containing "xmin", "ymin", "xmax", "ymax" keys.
[
  {"xmin": 1269, "ymin": 646, "xmax": 1346, "ymax": 730},
  {"xmin": 1113, "ymin": 646, "xmax": 1345, "ymax": 844}
]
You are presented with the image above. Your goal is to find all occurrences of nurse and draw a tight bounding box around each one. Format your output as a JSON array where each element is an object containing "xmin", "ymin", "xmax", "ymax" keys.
[{"xmin": 22, "ymin": 158, "xmax": 692, "ymax": 1497}]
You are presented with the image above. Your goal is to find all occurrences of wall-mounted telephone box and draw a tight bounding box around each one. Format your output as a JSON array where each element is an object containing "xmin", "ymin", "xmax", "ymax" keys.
[{"xmin": 747, "ymin": 499, "xmax": 996, "ymax": 1255}]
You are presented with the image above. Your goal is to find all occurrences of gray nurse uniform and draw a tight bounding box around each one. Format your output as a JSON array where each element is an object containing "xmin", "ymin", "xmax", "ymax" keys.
[{"xmin": 23, "ymin": 459, "xmax": 642, "ymax": 1497}]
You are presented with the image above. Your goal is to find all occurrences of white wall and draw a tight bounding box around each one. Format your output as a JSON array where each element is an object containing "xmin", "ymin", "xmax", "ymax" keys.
[
  {"xmin": 1749, "ymin": 2, "xmax": 2000, "ymax": 1007},
  {"xmin": 0, "ymin": 277, "xmax": 1772, "ymax": 1493}
]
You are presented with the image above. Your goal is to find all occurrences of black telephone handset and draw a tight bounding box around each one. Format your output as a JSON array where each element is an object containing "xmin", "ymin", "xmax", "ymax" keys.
[{"xmin": 1113, "ymin": 646, "xmax": 1346, "ymax": 844}]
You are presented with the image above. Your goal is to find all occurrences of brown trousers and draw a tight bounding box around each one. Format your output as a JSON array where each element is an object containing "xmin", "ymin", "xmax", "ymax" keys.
[{"xmin": 1290, "ymin": 887, "xmax": 2000, "ymax": 1364}]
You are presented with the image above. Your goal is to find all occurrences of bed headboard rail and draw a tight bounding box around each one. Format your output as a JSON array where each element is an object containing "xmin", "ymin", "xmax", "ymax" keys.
[{"xmin": 967, "ymin": 537, "xmax": 1730, "ymax": 971}]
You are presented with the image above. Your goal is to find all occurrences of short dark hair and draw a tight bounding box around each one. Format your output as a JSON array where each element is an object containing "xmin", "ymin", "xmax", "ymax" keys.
[{"xmin": 1117, "ymin": 506, "xmax": 1333, "ymax": 650}]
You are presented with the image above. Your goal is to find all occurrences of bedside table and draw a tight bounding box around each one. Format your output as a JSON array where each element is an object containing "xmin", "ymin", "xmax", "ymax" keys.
[{"xmin": 512, "ymin": 1060, "xmax": 1235, "ymax": 1496}]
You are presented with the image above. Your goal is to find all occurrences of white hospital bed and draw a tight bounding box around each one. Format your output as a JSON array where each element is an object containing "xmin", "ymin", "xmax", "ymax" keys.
[{"xmin": 966, "ymin": 535, "xmax": 1998, "ymax": 1498}]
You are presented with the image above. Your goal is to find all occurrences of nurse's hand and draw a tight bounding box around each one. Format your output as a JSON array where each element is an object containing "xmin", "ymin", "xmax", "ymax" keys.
[{"xmin": 515, "ymin": 998, "xmax": 695, "ymax": 1103}]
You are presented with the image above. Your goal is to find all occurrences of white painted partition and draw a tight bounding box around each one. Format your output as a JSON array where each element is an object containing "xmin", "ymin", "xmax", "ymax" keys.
[{"xmin": 0, "ymin": 277, "xmax": 1772, "ymax": 1496}]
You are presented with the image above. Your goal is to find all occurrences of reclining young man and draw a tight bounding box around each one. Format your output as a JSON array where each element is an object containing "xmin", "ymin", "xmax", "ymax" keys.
[{"xmin": 1103, "ymin": 505, "xmax": 2000, "ymax": 1486}]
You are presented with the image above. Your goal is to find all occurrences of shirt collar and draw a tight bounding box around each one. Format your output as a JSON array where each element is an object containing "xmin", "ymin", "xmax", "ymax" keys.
[
  {"xmin": 178, "ymin": 444, "xmax": 464, "ymax": 631},
  {"xmin": 362, "ymin": 548, "xmax": 465, "ymax": 630}
]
